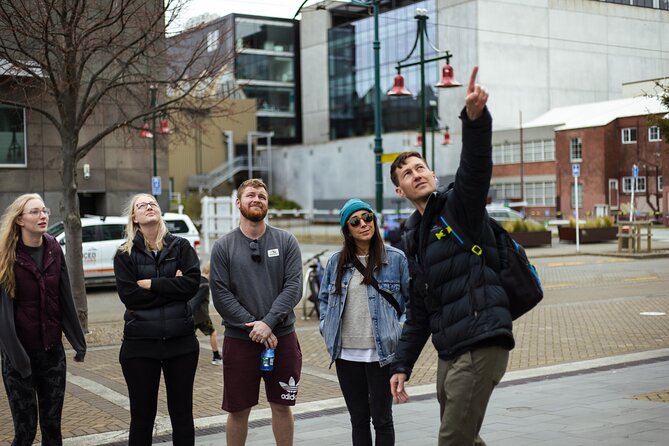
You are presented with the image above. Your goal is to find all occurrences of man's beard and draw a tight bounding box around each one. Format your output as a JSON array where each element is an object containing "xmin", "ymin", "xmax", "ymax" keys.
[{"xmin": 240, "ymin": 203, "xmax": 267, "ymax": 222}]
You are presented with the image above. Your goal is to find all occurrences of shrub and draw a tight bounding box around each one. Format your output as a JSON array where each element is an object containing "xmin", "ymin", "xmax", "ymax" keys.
[
  {"xmin": 269, "ymin": 194, "xmax": 301, "ymax": 210},
  {"xmin": 568, "ymin": 216, "xmax": 614, "ymax": 228},
  {"xmin": 502, "ymin": 219, "xmax": 546, "ymax": 233}
]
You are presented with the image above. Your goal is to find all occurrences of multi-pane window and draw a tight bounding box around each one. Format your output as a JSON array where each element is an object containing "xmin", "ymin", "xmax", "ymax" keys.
[
  {"xmin": 570, "ymin": 138, "xmax": 582, "ymax": 162},
  {"xmin": 0, "ymin": 105, "xmax": 27, "ymax": 168},
  {"xmin": 622, "ymin": 176, "xmax": 647, "ymax": 193},
  {"xmin": 490, "ymin": 181, "xmax": 555, "ymax": 206},
  {"xmin": 649, "ymin": 126, "xmax": 661, "ymax": 142},
  {"xmin": 207, "ymin": 30, "xmax": 219, "ymax": 52},
  {"xmin": 622, "ymin": 128, "xmax": 637, "ymax": 144},
  {"xmin": 492, "ymin": 139, "xmax": 555, "ymax": 164}
]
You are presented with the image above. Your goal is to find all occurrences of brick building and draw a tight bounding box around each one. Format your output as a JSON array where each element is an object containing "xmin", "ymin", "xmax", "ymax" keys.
[{"xmin": 491, "ymin": 96, "xmax": 668, "ymax": 222}]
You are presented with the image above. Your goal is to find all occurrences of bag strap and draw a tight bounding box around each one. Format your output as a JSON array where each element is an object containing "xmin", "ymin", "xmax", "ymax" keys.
[
  {"xmin": 351, "ymin": 256, "xmax": 402, "ymax": 319},
  {"xmin": 437, "ymin": 205, "xmax": 483, "ymax": 256}
]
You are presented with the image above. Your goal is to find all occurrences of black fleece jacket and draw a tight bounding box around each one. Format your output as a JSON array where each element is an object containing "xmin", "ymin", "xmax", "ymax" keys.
[{"xmin": 391, "ymin": 107, "xmax": 514, "ymax": 380}]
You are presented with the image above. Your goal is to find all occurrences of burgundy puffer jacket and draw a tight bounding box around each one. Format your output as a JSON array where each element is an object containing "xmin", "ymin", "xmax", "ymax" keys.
[{"xmin": 13, "ymin": 235, "xmax": 63, "ymax": 351}]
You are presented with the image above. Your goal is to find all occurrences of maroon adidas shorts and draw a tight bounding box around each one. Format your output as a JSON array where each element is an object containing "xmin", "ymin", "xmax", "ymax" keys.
[{"xmin": 221, "ymin": 331, "xmax": 302, "ymax": 413}]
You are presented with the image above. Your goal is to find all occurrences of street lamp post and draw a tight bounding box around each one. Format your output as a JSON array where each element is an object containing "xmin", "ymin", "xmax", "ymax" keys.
[
  {"xmin": 388, "ymin": 8, "xmax": 461, "ymax": 160},
  {"xmin": 139, "ymin": 85, "xmax": 171, "ymax": 195}
]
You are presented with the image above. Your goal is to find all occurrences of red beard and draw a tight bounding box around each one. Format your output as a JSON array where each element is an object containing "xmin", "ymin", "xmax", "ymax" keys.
[{"xmin": 240, "ymin": 203, "xmax": 267, "ymax": 222}]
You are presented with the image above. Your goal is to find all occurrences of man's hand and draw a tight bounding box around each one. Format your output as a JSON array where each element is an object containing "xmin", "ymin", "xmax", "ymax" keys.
[
  {"xmin": 390, "ymin": 372, "xmax": 410, "ymax": 403},
  {"xmin": 464, "ymin": 66, "xmax": 488, "ymax": 121},
  {"xmin": 246, "ymin": 320, "xmax": 274, "ymax": 346}
]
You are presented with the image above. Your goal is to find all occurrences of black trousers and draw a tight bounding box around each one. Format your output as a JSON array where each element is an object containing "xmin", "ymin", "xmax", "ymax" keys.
[
  {"xmin": 1, "ymin": 344, "xmax": 66, "ymax": 446},
  {"xmin": 120, "ymin": 350, "xmax": 199, "ymax": 446},
  {"xmin": 335, "ymin": 359, "xmax": 395, "ymax": 446}
]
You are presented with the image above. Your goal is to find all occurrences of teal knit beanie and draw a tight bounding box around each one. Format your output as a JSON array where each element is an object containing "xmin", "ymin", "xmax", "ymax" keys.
[{"xmin": 339, "ymin": 198, "xmax": 373, "ymax": 227}]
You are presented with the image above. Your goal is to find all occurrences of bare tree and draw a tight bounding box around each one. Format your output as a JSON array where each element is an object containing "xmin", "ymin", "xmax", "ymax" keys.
[{"xmin": 0, "ymin": 0, "xmax": 233, "ymax": 329}]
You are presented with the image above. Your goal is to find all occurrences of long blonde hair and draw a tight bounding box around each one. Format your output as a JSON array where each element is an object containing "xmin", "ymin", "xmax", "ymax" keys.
[
  {"xmin": 0, "ymin": 193, "xmax": 44, "ymax": 298},
  {"xmin": 118, "ymin": 194, "xmax": 168, "ymax": 255}
]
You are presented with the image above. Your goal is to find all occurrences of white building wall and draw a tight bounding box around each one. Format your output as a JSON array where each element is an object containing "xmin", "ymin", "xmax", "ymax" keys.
[{"xmin": 278, "ymin": 0, "xmax": 669, "ymax": 208}]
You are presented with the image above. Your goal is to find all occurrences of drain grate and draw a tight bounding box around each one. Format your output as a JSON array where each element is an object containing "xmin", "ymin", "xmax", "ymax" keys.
[{"xmin": 630, "ymin": 390, "xmax": 669, "ymax": 402}]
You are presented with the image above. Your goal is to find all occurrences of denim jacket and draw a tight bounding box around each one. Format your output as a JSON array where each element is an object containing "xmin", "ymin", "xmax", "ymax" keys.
[{"xmin": 318, "ymin": 245, "xmax": 410, "ymax": 367}]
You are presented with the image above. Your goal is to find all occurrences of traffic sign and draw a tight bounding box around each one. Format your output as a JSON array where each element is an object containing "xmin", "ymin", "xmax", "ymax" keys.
[
  {"xmin": 571, "ymin": 163, "xmax": 580, "ymax": 177},
  {"xmin": 152, "ymin": 176, "xmax": 162, "ymax": 196},
  {"xmin": 632, "ymin": 164, "xmax": 638, "ymax": 178}
]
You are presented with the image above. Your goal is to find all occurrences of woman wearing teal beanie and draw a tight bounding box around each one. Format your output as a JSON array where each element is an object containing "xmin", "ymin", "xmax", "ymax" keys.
[{"xmin": 319, "ymin": 198, "xmax": 410, "ymax": 445}]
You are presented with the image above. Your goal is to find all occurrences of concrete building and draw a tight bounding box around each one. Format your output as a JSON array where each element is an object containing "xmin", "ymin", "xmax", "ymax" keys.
[{"xmin": 271, "ymin": 0, "xmax": 669, "ymax": 212}]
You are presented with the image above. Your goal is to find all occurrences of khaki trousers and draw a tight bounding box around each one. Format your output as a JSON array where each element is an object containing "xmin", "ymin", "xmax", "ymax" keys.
[{"xmin": 436, "ymin": 345, "xmax": 509, "ymax": 446}]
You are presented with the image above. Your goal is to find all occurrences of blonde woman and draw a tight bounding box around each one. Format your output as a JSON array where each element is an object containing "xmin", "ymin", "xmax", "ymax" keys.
[
  {"xmin": 0, "ymin": 193, "xmax": 86, "ymax": 446},
  {"xmin": 113, "ymin": 194, "xmax": 200, "ymax": 446}
]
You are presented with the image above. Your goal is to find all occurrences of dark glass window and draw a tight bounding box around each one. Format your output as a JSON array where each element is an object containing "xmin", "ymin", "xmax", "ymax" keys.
[
  {"xmin": 82, "ymin": 226, "xmax": 98, "ymax": 243},
  {"xmin": 235, "ymin": 20, "xmax": 294, "ymax": 52},
  {"xmin": 258, "ymin": 116, "xmax": 296, "ymax": 139},
  {"xmin": 237, "ymin": 54, "xmax": 294, "ymax": 82},
  {"xmin": 244, "ymin": 85, "xmax": 295, "ymax": 113},
  {"xmin": 328, "ymin": 0, "xmax": 442, "ymax": 140},
  {"xmin": 101, "ymin": 224, "xmax": 125, "ymax": 241},
  {"xmin": 0, "ymin": 105, "xmax": 26, "ymax": 167}
]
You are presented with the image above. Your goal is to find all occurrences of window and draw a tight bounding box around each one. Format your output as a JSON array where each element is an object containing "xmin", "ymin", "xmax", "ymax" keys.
[
  {"xmin": 525, "ymin": 181, "xmax": 556, "ymax": 206},
  {"xmin": 622, "ymin": 176, "xmax": 647, "ymax": 193},
  {"xmin": 101, "ymin": 224, "xmax": 125, "ymax": 241},
  {"xmin": 570, "ymin": 138, "xmax": 582, "ymax": 162},
  {"xmin": 0, "ymin": 105, "xmax": 27, "ymax": 168},
  {"xmin": 571, "ymin": 183, "xmax": 583, "ymax": 209},
  {"xmin": 649, "ymin": 126, "xmax": 661, "ymax": 142},
  {"xmin": 659, "ymin": 176, "xmax": 663, "ymax": 192},
  {"xmin": 622, "ymin": 128, "xmax": 637, "ymax": 144},
  {"xmin": 82, "ymin": 226, "xmax": 98, "ymax": 243},
  {"xmin": 207, "ymin": 30, "xmax": 219, "ymax": 52}
]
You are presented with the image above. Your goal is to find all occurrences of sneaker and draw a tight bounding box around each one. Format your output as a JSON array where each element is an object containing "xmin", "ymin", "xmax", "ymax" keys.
[{"xmin": 212, "ymin": 352, "xmax": 222, "ymax": 365}]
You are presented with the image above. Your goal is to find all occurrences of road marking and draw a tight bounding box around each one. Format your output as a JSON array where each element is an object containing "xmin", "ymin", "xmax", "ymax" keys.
[
  {"xmin": 624, "ymin": 276, "xmax": 659, "ymax": 282},
  {"xmin": 543, "ymin": 283, "xmax": 577, "ymax": 289},
  {"xmin": 547, "ymin": 261, "xmax": 584, "ymax": 267},
  {"xmin": 66, "ymin": 372, "xmax": 130, "ymax": 410}
]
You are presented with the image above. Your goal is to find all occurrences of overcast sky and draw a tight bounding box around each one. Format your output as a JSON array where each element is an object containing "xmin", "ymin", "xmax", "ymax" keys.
[{"xmin": 173, "ymin": 0, "xmax": 319, "ymax": 30}]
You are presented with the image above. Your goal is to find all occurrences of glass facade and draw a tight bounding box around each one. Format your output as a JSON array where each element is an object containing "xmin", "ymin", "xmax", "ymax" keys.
[
  {"xmin": 0, "ymin": 106, "xmax": 26, "ymax": 168},
  {"xmin": 234, "ymin": 16, "xmax": 299, "ymax": 142},
  {"xmin": 328, "ymin": 0, "xmax": 442, "ymax": 140}
]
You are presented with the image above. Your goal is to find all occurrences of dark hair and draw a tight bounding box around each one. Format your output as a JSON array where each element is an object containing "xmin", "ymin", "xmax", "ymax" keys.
[
  {"xmin": 389, "ymin": 151, "xmax": 429, "ymax": 186},
  {"xmin": 333, "ymin": 216, "xmax": 385, "ymax": 296}
]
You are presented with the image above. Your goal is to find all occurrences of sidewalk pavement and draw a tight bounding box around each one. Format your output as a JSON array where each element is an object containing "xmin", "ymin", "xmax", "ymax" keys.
[
  {"xmin": 1, "ymin": 239, "xmax": 668, "ymax": 445},
  {"xmin": 159, "ymin": 349, "xmax": 669, "ymax": 445}
]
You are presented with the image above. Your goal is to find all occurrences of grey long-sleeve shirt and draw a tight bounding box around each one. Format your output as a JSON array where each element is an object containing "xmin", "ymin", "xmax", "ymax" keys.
[{"xmin": 209, "ymin": 225, "xmax": 303, "ymax": 339}]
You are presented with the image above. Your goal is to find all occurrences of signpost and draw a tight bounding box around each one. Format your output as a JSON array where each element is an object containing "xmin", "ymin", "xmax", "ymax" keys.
[
  {"xmin": 152, "ymin": 176, "xmax": 161, "ymax": 196},
  {"xmin": 630, "ymin": 164, "xmax": 638, "ymax": 222},
  {"xmin": 572, "ymin": 163, "xmax": 580, "ymax": 252}
]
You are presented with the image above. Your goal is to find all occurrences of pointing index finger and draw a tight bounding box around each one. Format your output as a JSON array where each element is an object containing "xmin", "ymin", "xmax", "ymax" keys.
[{"xmin": 468, "ymin": 66, "xmax": 479, "ymax": 92}]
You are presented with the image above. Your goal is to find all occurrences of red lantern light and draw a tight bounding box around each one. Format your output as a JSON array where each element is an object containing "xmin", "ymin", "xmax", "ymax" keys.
[
  {"xmin": 138, "ymin": 123, "xmax": 153, "ymax": 139},
  {"xmin": 415, "ymin": 133, "xmax": 422, "ymax": 147},
  {"xmin": 387, "ymin": 73, "xmax": 412, "ymax": 96},
  {"xmin": 441, "ymin": 129, "xmax": 452, "ymax": 145},
  {"xmin": 159, "ymin": 118, "xmax": 171, "ymax": 135},
  {"xmin": 435, "ymin": 64, "xmax": 462, "ymax": 88}
]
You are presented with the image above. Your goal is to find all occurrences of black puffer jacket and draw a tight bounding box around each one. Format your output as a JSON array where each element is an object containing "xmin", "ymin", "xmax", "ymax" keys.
[
  {"xmin": 391, "ymin": 108, "xmax": 514, "ymax": 380},
  {"xmin": 114, "ymin": 232, "xmax": 200, "ymax": 340}
]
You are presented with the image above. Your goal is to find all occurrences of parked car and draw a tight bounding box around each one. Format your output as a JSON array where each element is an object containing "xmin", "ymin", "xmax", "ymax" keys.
[
  {"xmin": 47, "ymin": 213, "xmax": 200, "ymax": 286},
  {"xmin": 485, "ymin": 205, "xmax": 525, "ymax": 222}
]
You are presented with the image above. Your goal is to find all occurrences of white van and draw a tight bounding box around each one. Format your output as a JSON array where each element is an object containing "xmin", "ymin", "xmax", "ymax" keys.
[{"xmin": 47, "ymin": 213, "xmax": 200, "ymax": 286}]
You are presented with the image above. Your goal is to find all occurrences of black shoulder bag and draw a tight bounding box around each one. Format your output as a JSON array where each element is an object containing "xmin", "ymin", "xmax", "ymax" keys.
[{"xmin": 351, "ymin": 257, "xmax": 402, "ymax": 319}]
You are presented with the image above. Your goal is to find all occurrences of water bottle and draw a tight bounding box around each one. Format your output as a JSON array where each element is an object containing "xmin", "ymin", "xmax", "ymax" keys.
[{"xmin": 260, "ymin": 347, "xmax": 275, "ymax": 371}]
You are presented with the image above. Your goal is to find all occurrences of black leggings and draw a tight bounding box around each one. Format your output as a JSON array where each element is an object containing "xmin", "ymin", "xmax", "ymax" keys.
[
  {"xmin": 120, "ymin": 350, "xmax": 199, "ymax": 446},
  {"xmin": 335, "ymin": 359, "xmax": 395, "ymax": 446},
  {"xmin": 2, "ymin": 344, "xmax": 66, "ymax": 446}
]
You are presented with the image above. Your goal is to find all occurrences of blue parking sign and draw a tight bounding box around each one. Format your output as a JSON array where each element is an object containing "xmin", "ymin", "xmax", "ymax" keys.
[
  {"xmin": 571, "ymin": 163, "xmax": 580, "ymax": 177},
  {"xmin": 152, "ymin": 176, "xmax": 162, "ymax": 196},
  {"xmin": 632, "ymin": 164, "xmax": 638, "ymax": 178}
]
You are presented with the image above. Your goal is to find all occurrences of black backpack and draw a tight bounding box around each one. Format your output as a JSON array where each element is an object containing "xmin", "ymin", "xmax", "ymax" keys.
[{"xmin": 438, "ymin": 207, "xmax": 544, "ymax": 320}]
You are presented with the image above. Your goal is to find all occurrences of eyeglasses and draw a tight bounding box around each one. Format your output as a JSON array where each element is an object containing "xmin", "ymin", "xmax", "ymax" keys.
[
  {"xmin": 348, "ymin": 212, "xmax": 374, "ymax": 228},
  {"xmin": 23, "ymin": 208, "xmax": 51, "ymax": 217},
  {"xmin": 249, "ymin": 240, "xmax": 261, "ymax": 263},
  {"xmin": 135, "ymin": 202, "xmax": 160, "ymax": 211}
]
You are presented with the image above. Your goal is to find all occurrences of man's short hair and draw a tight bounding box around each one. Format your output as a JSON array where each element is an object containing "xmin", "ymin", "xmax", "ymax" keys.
[
  {"xmin": 237, "ymin": 178, "xmax": 268, "ymax": 197},
  {"xmin": 390, "ymin": 151, "xmax": 429, "ymax": 186}
]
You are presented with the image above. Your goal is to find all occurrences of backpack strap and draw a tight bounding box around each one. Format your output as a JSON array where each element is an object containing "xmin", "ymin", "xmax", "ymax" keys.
[
  {"xmin": 351, "ymin": 256, "xmax": 402, "ymax": 319},
  {"xmin": 437, "ymin": 205, "xmax": 483, "ymax": 256}
]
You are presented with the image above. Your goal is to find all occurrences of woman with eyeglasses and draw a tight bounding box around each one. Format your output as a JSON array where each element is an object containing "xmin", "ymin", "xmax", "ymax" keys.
[
  {"xmin": 0, "ymin": 193, "xmax": 86, "ymax": 445},
  {"xmin": 318, "ymin": 198, "xmax": 410, "ymax": 446},
  {"xmin": 113, "ymin": 193, "xmax": 200, "ymax": 445}
]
